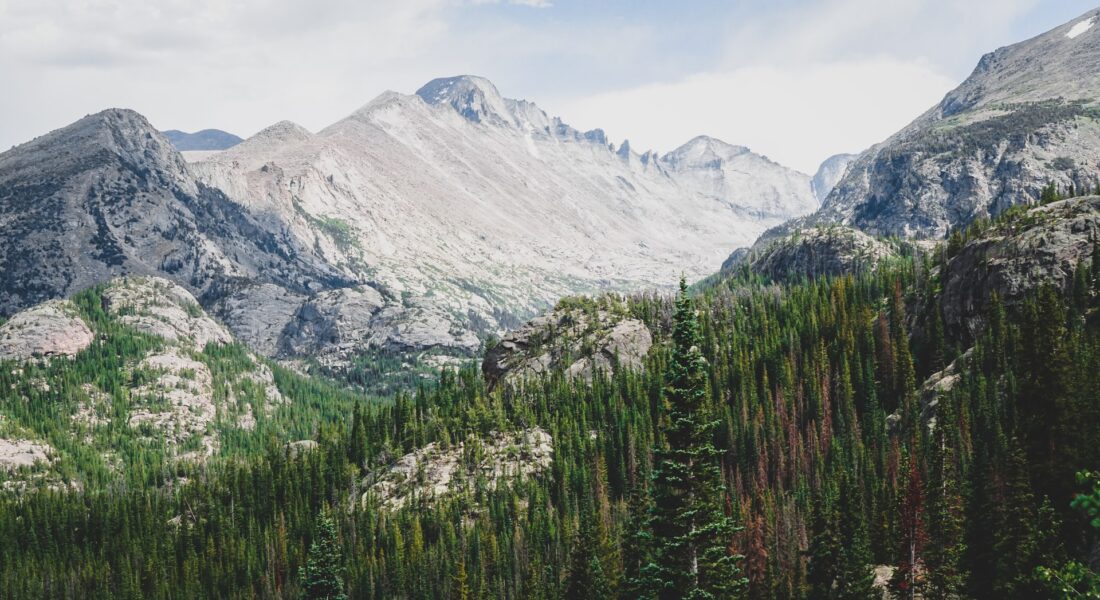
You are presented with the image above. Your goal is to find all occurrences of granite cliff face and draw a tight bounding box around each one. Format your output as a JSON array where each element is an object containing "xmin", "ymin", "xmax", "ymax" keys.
[
  {"xmin": 940, "ymin": 196, "xmax": 1100, "ymax": 335},
  {"xmin": 0, "ymin": 109, "xmax": 347, "ymax": 320},
  {"xmin": 803, "ymin": 8, "xmax": 1100, "ymax": 239}
]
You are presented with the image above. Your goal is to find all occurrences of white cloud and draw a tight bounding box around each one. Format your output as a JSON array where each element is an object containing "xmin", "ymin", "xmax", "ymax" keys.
[
  {"xmin": 552, "ymin": 58, "xmax": 956, "ymax": 174},
  {"xmin": 0, "ymin": 0, "xmax": 1082, "ymax": 172}
]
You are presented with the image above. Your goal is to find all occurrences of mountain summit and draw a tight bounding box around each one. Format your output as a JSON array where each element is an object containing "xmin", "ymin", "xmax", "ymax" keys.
[
  {"xmin": 799, "ymin": 7, "xmax": 1100, "ymax": 239},
  {"xmin": 416, "ymin": 75, "xmax": 517, "ymax": 126}
]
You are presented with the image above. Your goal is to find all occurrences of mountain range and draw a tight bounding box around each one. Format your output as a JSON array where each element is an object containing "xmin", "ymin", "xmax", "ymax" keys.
[{"xmin": 0, "ymin": 75, "xmax": 831, "ymax": 375}]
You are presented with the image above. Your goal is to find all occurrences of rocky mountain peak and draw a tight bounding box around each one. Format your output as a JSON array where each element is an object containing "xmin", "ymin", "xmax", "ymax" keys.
[
  {"xmin": 798, "ymin": 8, "xmax": 1100, "ymax": 240},
  {"xmin": 662, "ymin": 135, "xmax": 751, "ymax": 171},
  {"xmin": 936, "ymin": 7, "xmax": 1100, "ymax": 120},
  {"xmin": 415, "ymin": 75, "xmax": 516, "ymax": 127},
  {"xmin": 0, "ymin": 108, "xmax": 189, "ymax": 185},
  {"xmin": 811, "ymin": 153, "xmax": 857, "ymax": 201}
]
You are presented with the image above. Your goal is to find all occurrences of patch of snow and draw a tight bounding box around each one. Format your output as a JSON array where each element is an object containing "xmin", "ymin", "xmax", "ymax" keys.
[{"xmin": 1066, "ymin": 17, "xmax": 1095, "ymax": 39}]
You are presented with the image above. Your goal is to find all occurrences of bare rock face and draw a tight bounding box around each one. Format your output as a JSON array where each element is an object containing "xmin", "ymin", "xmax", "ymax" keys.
[
  {"xmin": 941, "ymin": 197, "xmax": 1100, "ymax": 335},
  {"xmin": 735, "ymin": 225, "xmax": 898, "ymax": 281},
  {"xmin": 799, "ymin": 8, "xmax": 1100, "ymax": 239},
  {"xmin": 103, "ymin": 276, "xmax": 234, "ymax": 348},
  {"xmin": 211, "ymin": 283, "xmax": 305, "ymax": 357},
  {"xmin": 365, "ymin": 427, "xmax": 553, "ymax": 510},
  {"xmin": 483, "ymin": 297, "xmax": 652, "ymax": 390},
  {"xmin": 811, "ymin": 153, "xmax": 857, "ymax": 202},
  {"xmin": 0, "ymin": 108, "xmax": 346, "ymax": 321},
  {"xmin": 0, "ymin": 438, "xmax": 54, "ymax": 472},
  {"xmin": 0, "ymin": 299, "xmax": 93, "ymax": 361}
]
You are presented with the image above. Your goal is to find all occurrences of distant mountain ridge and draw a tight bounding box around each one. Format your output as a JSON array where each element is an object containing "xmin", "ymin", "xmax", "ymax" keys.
[
  {"xmin": 163, "ymin": 129, "xmax": 242, "ymax": 151},
  {"xmin": 185, "ymin": 74, "xmax": 819, "ymax": 369},
  {"xmin": 0, "ymin": 76, "xmax": 819, "ymax": 375}
]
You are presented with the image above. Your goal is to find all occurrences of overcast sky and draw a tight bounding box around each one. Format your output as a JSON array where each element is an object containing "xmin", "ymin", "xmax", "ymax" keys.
[{"xmin": 0, "ymin": 0, "xmax": 1093, "ymax": 172}]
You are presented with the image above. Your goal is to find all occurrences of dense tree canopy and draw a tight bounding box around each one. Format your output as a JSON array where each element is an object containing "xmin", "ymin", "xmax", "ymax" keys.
[{"xmin": 0, "ymin": 213, "xmax": 1098, "ymax": 598}]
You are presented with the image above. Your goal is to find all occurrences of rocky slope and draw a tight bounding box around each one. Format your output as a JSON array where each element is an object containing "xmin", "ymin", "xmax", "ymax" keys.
[
  {"xmin": 0, "ymin": 108, "xmax": 348, "ymax": 320},
  {"xmin": 0, "ymin": 276, "xmax": 286, "ymax": 492},
  {"xmin": 482, "ymin": 295, "xmax": 652, "ymax": 390},
  {"xmin": 802, "ymin": 8, "xmax": 1100, "ymax": 239},
  {"xmin": 940, "ymin": 195, "xmax": 1100, "ymax": 335}
]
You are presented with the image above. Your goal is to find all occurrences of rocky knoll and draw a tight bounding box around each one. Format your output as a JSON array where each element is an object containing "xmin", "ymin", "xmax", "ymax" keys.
[
  {"xmin": 729, "ymin": 225, "xmax": 899, "ymax": 282},
  {"xmin": 364, "ymin": 427, "xmax": 553, "ymax": 510},
  {"xmin": 483, "ymin": 296, "xmax": 652, "ymax": 390},
  {"xmin": 0, "ymin": 276, "xmax": 286, "ymax": 490},
  {"xmin": 0, "ymin": 300, "xmax": 93, "ymax": 362},
  {"xmin": 941, "ymin": 196, "xmax": 1100, "ymax": 335}
]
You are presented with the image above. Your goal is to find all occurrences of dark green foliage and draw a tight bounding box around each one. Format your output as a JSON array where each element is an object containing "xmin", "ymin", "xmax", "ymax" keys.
[
  {"xmin": 641, "ymin": 280, "xmax": 746, "ymax": 600},
  {"xmin": 301, "ymin": 512, "xmax": 348, "ymax": 600},
  {"xmin": 564, "ymin": 509, "xmax": 611, "ymax": 600}
]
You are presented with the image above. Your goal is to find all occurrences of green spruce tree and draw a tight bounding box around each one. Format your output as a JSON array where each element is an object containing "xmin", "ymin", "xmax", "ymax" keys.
[
  {"xmin": 642, "ymin": 279, "xmax": 747, "ymax": 600},
  {"xmin": 564, "ymin": 509, "xmax": 611, "ymax": 600},
  {"xmin": 301, "ymin": 511, "xmax": 347, "ymax": 600}
]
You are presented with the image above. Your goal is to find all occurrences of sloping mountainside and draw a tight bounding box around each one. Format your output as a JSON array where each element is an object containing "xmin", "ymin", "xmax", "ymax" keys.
[
  {"xmin": 188, "ymin": 75, "xmax": 816, "ymax": 366},
  {"xmin": 801, "ymin": 8, "xmax": 1100, "ymax": 239},
  {"xmin": 162, "ymin": 129, "xmax": 243, "ymax": 151},
  {"xmin": 2, "ymin": 193, "xmax": 1098, "ymax": 598},
  {"xmin": 0, "ymin": 275, "xmax": 371, "ymax": 493},
  {"xmin": 0, "ymin": 108, "xmax": 349, "ymax": 318}
]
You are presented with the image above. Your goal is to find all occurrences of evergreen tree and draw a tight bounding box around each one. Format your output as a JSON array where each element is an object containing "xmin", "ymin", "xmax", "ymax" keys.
[
  {"xmin": 564, "ymin": 510, "xmax": 611, "ymax": 600},
  {"xmin": 642, "ymin": 279, "xmax": 746, "ymax": 600},
  {"xmin": 806, "ymin": 487, "xmax": 842, "ymax": 598},
  {"xmin": 924, "ymin": 396, "xmax": 967, "ymax": 600},
  {"xmin": 301, "ymin": 511, "xmax": 347, "ymax": 600},
  {"xmin": 893, "ymin": 456, "xmax": 927, "ymax": 600}
]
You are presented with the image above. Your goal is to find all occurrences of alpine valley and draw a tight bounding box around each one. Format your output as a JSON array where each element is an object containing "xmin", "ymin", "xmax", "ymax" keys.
[{"xmin": 0, "ymin": 6, "xmax": 1099, "ymax": 600}]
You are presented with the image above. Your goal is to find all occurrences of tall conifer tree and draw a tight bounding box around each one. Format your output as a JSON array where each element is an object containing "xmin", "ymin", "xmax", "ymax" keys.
[{"xmin": 642, "ymin": 279, "xmax": 746, "ymax": 600}]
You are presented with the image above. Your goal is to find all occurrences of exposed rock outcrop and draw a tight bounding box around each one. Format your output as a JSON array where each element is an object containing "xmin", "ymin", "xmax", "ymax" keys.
[
  {"xmin": 733, "ymin": 226, "xmax": 898, "ymax": 281},
  {"xmin": 0, "ymin": 300, "xmax": 92, "ymax": 362},
  {"xmin": 0, "ymin": 438, "xmax": 54, "ymax": 472},
  {"xmin": 103, "ymin": 276, "xmax": 234, "ymax": 348},
  {"xmin": 483, "ymin": 297, "xmax": 652, "ymax": 389},
  {"xmin": 941, "ymin": 197, "xmax": 1100, "ymax": 334},
  {"xmin": 364, "ymin": 428, "xmax": 553, "ymax": 510},
  {"xmin": 918, "ymin": 348, "xmax": 973, "ymax": 427}
]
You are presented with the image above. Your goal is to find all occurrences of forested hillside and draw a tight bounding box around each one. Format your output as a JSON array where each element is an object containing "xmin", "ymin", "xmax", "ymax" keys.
[{"xmin": 1, "ymin": 199, "xmax": 1098, "ymax": 598}]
